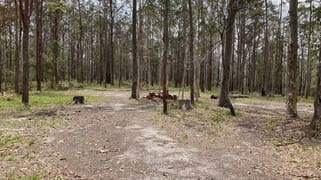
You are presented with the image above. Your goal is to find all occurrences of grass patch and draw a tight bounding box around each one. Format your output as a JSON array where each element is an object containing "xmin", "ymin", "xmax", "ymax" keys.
[
  {"xmin": 30, "ymin": 91, "xmax": 73, "ymax": 106},
  {"xmin": 181, "ymin": 133, "xmax": 188, "ymax": 139},
  {"xmin": 19, "ymin": 174, "xmax": 41, "ymax": 180},
  {"xmin": 0, "ymin": 134, "xmax": 22, "ymax": 148},
  {"xmin": 26, "ymin": 137, "xmax": 37, "ymax": 146},
  {"xmin": 6, "ymin": 173, "xmax": 41, "ymax": 180},
  {"xmin": 0, "ymin": 89, "xmax": 111, "ymax": 118},
  {"xmin": 4, "ymin": 155, "xmax": 16, "ymax": 161},
  {"xmin": 0, "ymin": 94, "xmax": 27, "ymax": 111},
  {"xmin": 212, "ymin": 108, "xmax": 231, "ymax": 121},
  {"xmin": 0, "ymin": 91, "xmax": 73, "ymax": 115},
  {"xmin": 193, "ymin": 101, "xmax": 208, "ymax": 109}
]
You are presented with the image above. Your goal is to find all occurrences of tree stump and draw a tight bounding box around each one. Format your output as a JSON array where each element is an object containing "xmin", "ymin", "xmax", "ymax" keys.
[
  {"xmin": 178, "ymin": 100, "xmax": 193, "ymax": 110},
  {"xmin": 73, "ymin": 96, "xmax": 84, "ymax": 104},
  {"xmin": 210, "ymin": 95, "xmax": 218, "ymax": 99}
]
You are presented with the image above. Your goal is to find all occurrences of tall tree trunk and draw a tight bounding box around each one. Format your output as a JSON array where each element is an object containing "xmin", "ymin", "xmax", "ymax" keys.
[
  {"xmin": 250, "ymin": 20, "xmax": 258, "ymax": 92},
  {"xmin": 131, "ymin": 0, "xmax": 139, "ymax": 99},
  {"xmin": 188, "ymin": 0, "xmax": 194, "ymax": 104},
  {"xmin": 109, "ymin": 0, "xmax": 114, "ymax": 85},
  {"xmin": 305, "ymin": 0, "xmax": 313, "ymax": 98},
  {"xmin": 179, "ymin": 2, "xmax": 188, "ymax": 99},
  {"xmin": 104, "ymin": 9, "xmax": 110, "ymax": 86},
  {"xmin": 51, "ymin": 10, "xmax": 59, "ymax": 89},
  {"xmin": 19, "ymin": 0, "xmax": 33, "ymax": 104},
  {"xmin": 287, "ymin": 0, "xmax": 298, "ymax": 118},
  {"xmin": 199, "ymin": 0, "xmax": 205, "ymax": 93},
  {"xmin": 273, "ymin": 0, "xmax": 283, "ymax": 94},
  {"xmin": 138, "ymin": 0, "xmax": 144, "ymax": 89},
  {"xmin": 310, "ymin": 22, "xmax": 321, "ymax": 135},
  {"xmin": 217, "ymin": 32, "xmax": 224, "ymax": 88},
  {"xmin": 35, "ymin": 0, "xmax": 43, "ymax": 91},
  {"xmin": 0, "ymin": 45, "xmax": 2, "ymax": 92},
  {"xmin": 14, "ymin": 0, "xmax": 21, "ymax": 94},
  {"xmin": 239, "ymin": 12, "xmax": 246, "ymax": 94},
  {"xmin": 99, "ymin": 16, "xmax": 104, "ymax": 85},
  {"xmin": 207, "ymin": 39, "xmax": 213, "ymax": 91},
  {"xmin": 162, "ymin": 0, "xmax": 169, "ymax": 114},
  {"xmin": 262, "ymin": 0, "xmax": 269, "ymax": 96},
  {"xmin": 218, "ymin": 0, "xmax": 237, "ymax": 116},
  {"xmin": 77, "ymin": 0, "xmax": 84, "ymax": 83}
]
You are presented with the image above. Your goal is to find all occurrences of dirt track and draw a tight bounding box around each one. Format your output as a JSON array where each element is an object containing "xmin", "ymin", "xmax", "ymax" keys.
[{"xmin": 1, "ymin": 89, "xmax": 321, "ymax": 179}]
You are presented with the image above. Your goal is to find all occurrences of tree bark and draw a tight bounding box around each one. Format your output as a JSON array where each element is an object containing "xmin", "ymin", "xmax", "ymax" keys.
[
  {"xmin": 131, "ymin": 0, "xmax": 139, "ymax": 99},
  {"xmin": 0, "ymin": 44, "xmax": 2, "ymax": 92},
  {"xmin": 310, "ymin": 25, "xmax": 321, "ymax": 136},
  {"xmin": 14, "ymin": 0, "xmax": 21, "ymax": 94},
  {"xmin": 109, "ymin": 0, "xmax": 114, "ymax": 85},
  {"xmin": 273, "ymin": 0, "xmax": 283, "ymax": 95},
  {"xmin": 304, "ymin": 0, "xmax": 313, "ymax": 98},
  {"xmin": 287, "ymin": 0, "xmax": 298, "ymax": 118},
  {"xmin": 162, "ymin": 0, "xmax": 169, "ymax": 114},
  {"xmin": 35, "ymin": 0, "xmax": 43, "ymax": 91},
  {"xmin": 218, "ymin": 0, "xmax": 237, "ymax": 116},
  {"xmin": 77, "ymin": 0, "xmax": 84, "ymax": 83},
  {"xmin": 19, "ymin": 0, "xmax": 33, "ymax": 104},
  {"xmin": 51, "ymin": 7, "xmax": 59, "ymax": 89},
  {"xmin": 188, "ymin": 0, "xmax": 194, "ymax": 104},
  {"xmin": 207, "ymin": 39, "xmax": 213, "ymax": 91},
  {"xmin": 262, "ymin": 0, "xmax": 269, "ymax": 96}
]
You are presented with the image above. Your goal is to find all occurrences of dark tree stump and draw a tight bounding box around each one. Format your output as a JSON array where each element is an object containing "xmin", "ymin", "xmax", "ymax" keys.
[
  {"xmin": 73, "ymin": 96, "xmax": 84, "ymax": 104},
  {"xmin": 210, "ymin": 95, "xmax": 218, "ymax": 99},
  {"xmin": 178, "ymin": 100, "xmax": 193, "ymax": 110}
]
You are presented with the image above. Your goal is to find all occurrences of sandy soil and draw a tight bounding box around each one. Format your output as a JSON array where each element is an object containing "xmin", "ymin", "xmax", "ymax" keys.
[{"xmin": 1, "ymin": 89, "xmax": 321, "ymax": 179}]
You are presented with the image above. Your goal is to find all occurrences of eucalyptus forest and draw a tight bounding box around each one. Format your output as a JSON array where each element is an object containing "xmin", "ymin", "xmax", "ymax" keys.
[{"xmin": 1, "ymin": 0, "xmax": 321, "ymax": 179}]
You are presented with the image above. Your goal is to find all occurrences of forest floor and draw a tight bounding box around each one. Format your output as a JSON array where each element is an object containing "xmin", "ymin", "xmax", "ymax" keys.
[{"xmin": 1, "ymin": 89, "xmax": 321, "ymax": 179}]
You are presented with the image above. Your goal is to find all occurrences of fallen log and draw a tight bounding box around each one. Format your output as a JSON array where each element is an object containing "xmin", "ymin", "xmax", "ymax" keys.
[{"xmin": 146, "ymin": 91, "xmax": 177, "ymax": 101}]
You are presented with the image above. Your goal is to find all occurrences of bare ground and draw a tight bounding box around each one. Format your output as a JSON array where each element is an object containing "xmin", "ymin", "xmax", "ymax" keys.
[{"xmin": 1, "ymin": 89, "xmax": 321, "ymax": 179}]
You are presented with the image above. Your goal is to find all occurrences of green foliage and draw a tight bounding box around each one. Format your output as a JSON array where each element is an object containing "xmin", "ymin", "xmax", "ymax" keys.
[{"xmin": 47, "ymin": 0, "xmax": 68, "ymax": 14}]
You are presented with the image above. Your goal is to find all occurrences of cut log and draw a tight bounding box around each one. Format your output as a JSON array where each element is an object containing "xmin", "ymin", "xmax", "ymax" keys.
[
  {"xmin": 178, "ymin": 100, "xmax": 193, "ymax": 110},
  {"xmin": 73, "ymin": 96, "xmax": 84, "ymax": 104},
  {"xmin": 146, "ymin": 91, "xmax": 177, "ymax": 101}
]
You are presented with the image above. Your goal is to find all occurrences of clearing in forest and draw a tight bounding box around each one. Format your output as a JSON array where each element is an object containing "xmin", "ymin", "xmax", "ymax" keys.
[{"xmin": 0, "ymin": 89, "xmax": 320, "ymax": 179}]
